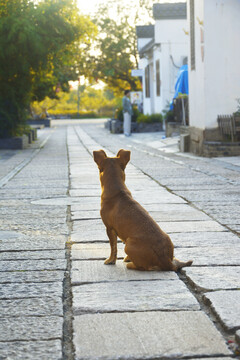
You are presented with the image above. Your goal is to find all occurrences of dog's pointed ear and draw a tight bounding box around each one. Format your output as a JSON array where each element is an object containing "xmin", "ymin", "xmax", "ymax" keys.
[
  {"xmin": 93, "ymin": 150, "xmax": 107, "ymax": 169},
  {"xmin": 117, "ymin": 149, "xmax": 131, "ymax": 170}
]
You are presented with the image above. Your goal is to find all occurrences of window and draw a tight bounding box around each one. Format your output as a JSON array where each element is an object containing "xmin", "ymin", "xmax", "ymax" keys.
[
  {"xmin": 145, "ymin": 65, "xmax": 150, "ymax": 98},
  {"xmin": 156, "ymin": 59, "xmax": 161, "ymax": 96},
  {"xmin": 190, "ymin": 0, "xmax": 195, "ymax": 70}
]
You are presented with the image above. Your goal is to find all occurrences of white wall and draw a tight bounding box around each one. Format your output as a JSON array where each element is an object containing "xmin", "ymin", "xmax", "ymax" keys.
[
  {"xmin": 187, "ymin": 0, "xmax": 205, "ymax": 129},
  {"xmin": 138, "ymin": 57, "xmax": 152, "ymax": 115},
  {"xmin": 137, "ymin": 18, "xmax": 188, "ymax": 116},
  {"xmin": 155, "ymin": 18, "xmax": 188, "ymax": 44},
  {"xmin": 138, "ymin": 38, "xmax": 153, "ymax": 51},
  {"xmin": 154, "ymin": 19, "xmax": 188, "ymax": 114},
  {"xmin": 188, "ymin": 0, "xmax": 240, "ymax": 130}
]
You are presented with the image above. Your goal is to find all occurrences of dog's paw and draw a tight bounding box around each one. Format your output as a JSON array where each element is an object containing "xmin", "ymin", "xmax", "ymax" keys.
[{"xmin": 104, "ymin": 258, "xmax": 116, "ymax": 265}]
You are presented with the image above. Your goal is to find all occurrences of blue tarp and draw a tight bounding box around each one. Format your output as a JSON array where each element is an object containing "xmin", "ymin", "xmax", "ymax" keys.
[{"xmin": 170, "ymin": 64, "xmax": 188, "ymax": 110}]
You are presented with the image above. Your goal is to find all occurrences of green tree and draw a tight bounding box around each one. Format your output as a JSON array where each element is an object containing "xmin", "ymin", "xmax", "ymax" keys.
[
  {"xmin": 85, "ymin": 1, "xmax": 145, "ymax": 94},
  {"xmin": 85, "ymin": 0, "xmax": 155, "ymax": 94},
  {"xmin": 32, "ymin": 86, "xmax": 119, "ymax": 118},
  {"xmin": 0, "ymin": 0, "xmax": 96, "ymax": 137}
]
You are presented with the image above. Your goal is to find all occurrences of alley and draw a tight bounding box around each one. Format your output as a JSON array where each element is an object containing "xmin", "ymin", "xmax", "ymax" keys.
[{"xmin": 0, "ymin": 120, "xmax": 239, "ymax": 359}]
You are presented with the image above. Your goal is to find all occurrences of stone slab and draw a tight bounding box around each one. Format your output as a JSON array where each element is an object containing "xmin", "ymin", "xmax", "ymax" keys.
[
  {"xmin": 0, "ymin": 282, "xmax": 62, "ymax": 299},
  {"xmin": 71, "ymin": 204, "xmax": 209, "ymax": 222},
  {"xmin": 0, "ymin": 215, "xmax": 66, "ymax": 227},
  {"xmin": 148, "ymin": 208, "xmax": 210, "ymax": 221},
  {"xmin": 0, "ymin": 316, "xmax": 63, "ymax": 341},
  {"xmin": 203, "ymin": 290, "xmax": 240, "ymax": 332},
  {"xmin": 0, "ymin": 340, "xmax": 62, "ymax": 360},
  {"xmin": 70, "ymin": 176, "xmax": 100, "ymax": 187},
  {"xmin": 87, "ymin": 220, "xmax": 212, "ymax": 236},
  {"xmin": 71, "ymin": 220, "xmax": 225, "ymax": 242},
  {"xmin": 73, "ymin": 311, "xmax": 231, "ymax": 359},
  {"xmin": 170, "ymin": 184, "xmax": 228, "ymax": 191},
  {"xmin": 0, "ymin": 188, "xmax": 68, "ymax": 200},
  {"xmin": 72, "ymin": 219, "xmax": 103, "ymax": 229},
  {"xmin": 157, "ymin": 220, "xmax": 225, "ymax": 233},
  {"xmin": 157, "ymin": 176, "xmax": 226, "ymax": 187},
  {"xmin": 193, "ymin": 203, "xmax": 240, "ymax": 225},
  {"xmin": 0, "ymin": 270, "xmax": 64, "ymax": 283},
  {"xmin": 0, "ymin": 232, "xmax": 67, "ymax": 251},
  {"xmin": 69, "ymin": 176, "xmax": 99, "ymax": 186},
  {"xmin": 69, "ymin": 188, "xmax": 100, "ymax": 196},
  {"xmin": 69, "ymin": 190, "xmax": 100, "ymax": 198},
  {"xmin": 0, "ymin": 259, "xmax": 66, "ymax": 272},
  {"xmin": 170, "ymin": 231, "xmax": 239, "ymax": 248},
  {"xmin": 71, "ymin": 210, "xmax": 100, "ymax": 220},
  {"xmin": 0, "ymin": 296, "xmax": 63, "ymax": 316},
  {"xmin": 131, "ymin": 190, "xmax": 187, "ymax": 204},
  {"xmin": 71, "ymin": 260, "xmax": 178, "ymax": 285},
  {"xmin": 184, "ymin": 266, "xmax": 240, "ymax": 291},
  {"xmin": 0, "ymin": 249, "xmax": 65, "ymax": 260},
  {"xmin": 175, "ymin": 188, "xmax": 240, "ymax": 203},
  {"xmin": 71, "ymin": 229, "xmax": 106, "ymax": 242},
  {"xmin": 71, "ymin": 243, "xmax": 125, "ymax": 260},
  {"xmin": 72, "ymin": 280, "xmax": 199, "ymax": 314},
  {"xmin": 32, "ymin": 197, "xmax": 98, "ymax": 207},
  {"xmin": 0, "ymin": 222, "xmax": 68, "ymax": 236},
  {"xmin": 70, "ymin": 183, "xmax": 100, "ymax": 190},
  {"xmin": 175, "ymin": 246, "xmax": 240, "ymax": 266},
  {"xmin": 0, "ymin": 205, "xmax": 65, "ymax": 217},
  {"xmin": 229, "ymin": 224, "xmax": 240, "ymax": 234},
  {"xmin": 70, "ymin": 189, "xmax": 186, "ymax": 204}
]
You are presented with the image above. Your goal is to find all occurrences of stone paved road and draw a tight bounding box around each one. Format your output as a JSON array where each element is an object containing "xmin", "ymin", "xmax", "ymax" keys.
[{"xmin": 0, "ymin": 119, "xmax": 239, "ymax": 359}]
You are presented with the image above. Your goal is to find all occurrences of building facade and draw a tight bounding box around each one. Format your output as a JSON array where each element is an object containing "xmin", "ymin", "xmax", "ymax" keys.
[
  {"xmin": 186, "ymin": 0, "xmax": 240, "ymax": 154},
  {"xmin": 136, "ymin": 3, "xmax": 188, "ymax": 115}
]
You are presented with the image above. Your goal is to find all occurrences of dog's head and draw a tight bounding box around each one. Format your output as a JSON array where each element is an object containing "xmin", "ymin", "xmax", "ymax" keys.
[{"xmin": 93, "ymin": 149, "xmax": 130, "ymax": 184}]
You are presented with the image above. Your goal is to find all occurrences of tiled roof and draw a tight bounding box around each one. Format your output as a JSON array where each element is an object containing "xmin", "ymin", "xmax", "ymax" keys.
[
  {"xmin": 138, "ymin": 39, "xmax": 155, "ymax": 57},
  {"xmin": 153, "ymin": 2, "xmax": 186, "ymax": 20},
  {"xmin": 136, "ymin": 25, "xmax": 154, "ymax": 39}
]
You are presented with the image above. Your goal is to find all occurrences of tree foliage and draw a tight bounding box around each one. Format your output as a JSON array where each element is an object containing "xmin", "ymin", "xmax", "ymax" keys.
[
  {"xmin": 84, "ymin": 0, "xmax": 156, "ymax": 94},
  {"xmin": 0, "ymin": 0, "xmax": 96, "ymax": 137},
  {"xmin": 31, "ymin": 87, "xmax": 118, "ymax": 118},
  {"xmin": 84, "ymin": 0, "xmax": 147, "ymax": 94}
]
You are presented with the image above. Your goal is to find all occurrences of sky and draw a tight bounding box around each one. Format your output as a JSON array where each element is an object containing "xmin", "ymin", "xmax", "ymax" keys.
[
  {"xmin": 76, "ymin": 0, "xmax": 186, "ymax": 16},
  {"xmin": 77, "ymin": 0, "xmax": 107, "ymax": 15}
]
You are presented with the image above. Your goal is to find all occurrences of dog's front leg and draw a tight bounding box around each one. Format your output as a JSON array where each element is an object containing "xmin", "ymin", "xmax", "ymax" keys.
[{"xmin": 105, "ymin": 227, "xmax": 117, "ymax": 265}]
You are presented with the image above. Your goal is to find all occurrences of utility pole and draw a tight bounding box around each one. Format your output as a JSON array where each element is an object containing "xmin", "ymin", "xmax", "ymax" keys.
[{"xmin": 77, "ymin": 77, "xmax": 80, "ymax": 115}]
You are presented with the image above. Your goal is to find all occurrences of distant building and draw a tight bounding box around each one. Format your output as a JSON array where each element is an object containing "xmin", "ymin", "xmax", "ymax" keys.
[
  {"xmin": 136, "ymin": 2, "xmax": 188, "ymax": 115},
  {"xmin": 186, "ymin": 0, "xmax": 240, "ymax": 154}
]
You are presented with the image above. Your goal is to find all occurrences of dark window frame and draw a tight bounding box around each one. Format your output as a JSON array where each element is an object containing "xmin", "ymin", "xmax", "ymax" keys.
[
  {"xmin": 190, "ymin": 0, "xmax": 195, "ymax": 70},
  {"xmin": 156, "ymin": 59, "xmax": 161, "ymax": 96},
  {"xmin": 145, "ymin": 65, "xmax": 150, "ymax": 98}
]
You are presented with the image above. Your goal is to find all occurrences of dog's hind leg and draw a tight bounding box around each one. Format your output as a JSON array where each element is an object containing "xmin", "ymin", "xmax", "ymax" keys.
[
  {"xmin": 126, "ymin": 262, "xmax": 145, "ymax": 271},
  {"xmin": 124, "ymin": 238, "xmax": 151, "ymax": 270},
  {"xmin": 123, "ymin": 255, "xmax": 131, "ymax": 262},
  {"xmin": 104, "ymin": 227, "xmax": 118, "ymax": 265}
]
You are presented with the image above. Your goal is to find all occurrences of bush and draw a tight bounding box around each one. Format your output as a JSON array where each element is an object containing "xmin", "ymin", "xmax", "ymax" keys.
[
  {"xmin": 70, "ymin": 112, "xmax": 98, "ymax": 119},
  {"xmin": 49, "ymin": 111, "xmax": 99, "ymax": 119},
  {"xmin": 136, "ymin": 114, "xmax": 149, "ymax": 123},
  {"xmin": 116, "ymin": 105, "xmax": 140, "ymax": 122},
  {"xmin": 149, "ymin": 113, "xmax": 163, "ymax": 123},
  {"xmin": 115, "ymin": 107, "xmax": 123, "ymax": 121},
  {"xmin": 137, "ymin": 113, "xmax": 163, "ymax": 124},
  {"xmin": 164, "ymin": 110, "xmax": 175, "ymax": 122}
]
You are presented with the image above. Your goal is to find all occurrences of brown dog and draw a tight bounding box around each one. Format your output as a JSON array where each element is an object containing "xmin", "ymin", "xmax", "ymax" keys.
[{"xmin": 93, "ymin": 149, "xmax": 192, "ymax": 271}]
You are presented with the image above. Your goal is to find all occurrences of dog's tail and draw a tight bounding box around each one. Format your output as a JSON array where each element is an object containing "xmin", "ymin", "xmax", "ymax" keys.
[{"xmin": 172, "ymin": 257, "xmax": 193, "ymax": 271}]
